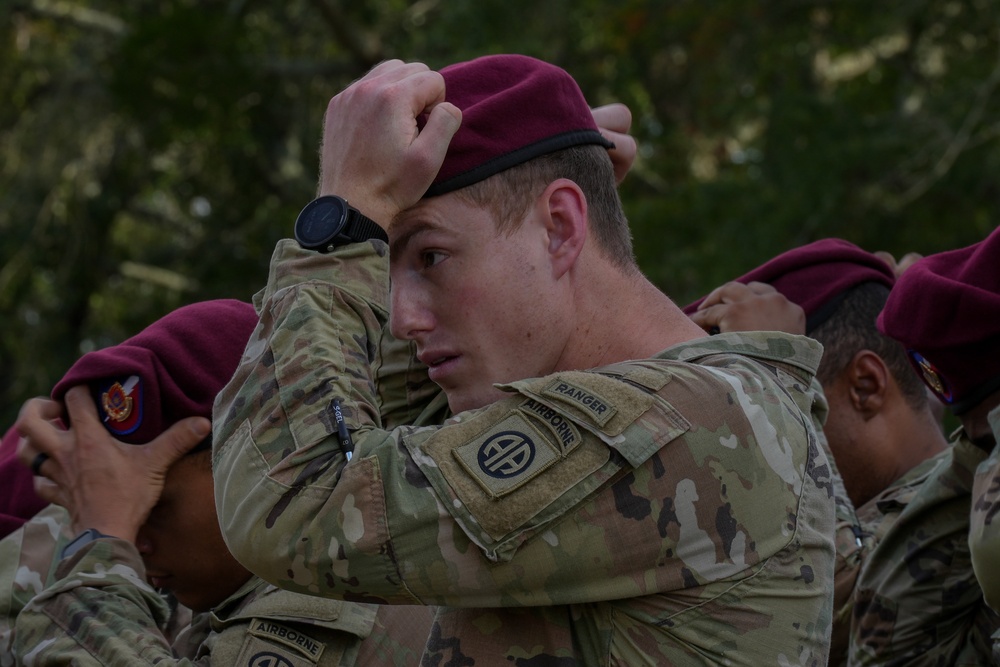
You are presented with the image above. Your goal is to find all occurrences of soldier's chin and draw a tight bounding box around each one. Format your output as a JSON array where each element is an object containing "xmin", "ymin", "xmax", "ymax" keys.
[
  {"xmin": 146, "ymin": 574, "xmax": 225, "ymax": 613},
  {"xmin": 173, "ymin": 589, "xmax": 221, "ymax": 614},
  {"xmin": 446, "ymin": 385, "xmax": 506, "ymax": 413}
]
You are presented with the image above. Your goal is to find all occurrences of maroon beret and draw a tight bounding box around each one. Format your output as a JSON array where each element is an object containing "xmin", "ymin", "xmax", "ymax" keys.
[
  {"xmin": 424, "ymin": 54, "xmax": 613, "ymax": 197},
  {"xmin": 0, "ymin": 425, "xmax": 47, "ymax": 538},
  {"xmin": 877, "ymin": 228, "xmax": 1000, "ymax": 414},
  {"xmin": 0, "ymin": 299, "xmax": 256, "ymax": 538},
  {"xmin": 684, "ymin": 238, "xmax": 895, "ymax": 332},
  {"xmin": 51, "ymin": 299, "xmax": 258, "ymax": 445}
]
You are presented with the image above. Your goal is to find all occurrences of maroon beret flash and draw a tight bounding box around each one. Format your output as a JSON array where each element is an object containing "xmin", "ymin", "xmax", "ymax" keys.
[
  {"xmin": 424, "ymin": 54, "xmax": 614, "ymax": 197},
  {"xmin": 51, "ymin": 298, "xmax": 258, "ymax": 445},
  {"xmin": 684, "ymin": 238, "xmax": 896, "ymax": 333},
  {"xmin": 878, "ymin": 227, "xmax": 1000, "ymax": 414},
  {"xmin": 0, "ymin": 299, "xmax": 257, "ymax": 538}
]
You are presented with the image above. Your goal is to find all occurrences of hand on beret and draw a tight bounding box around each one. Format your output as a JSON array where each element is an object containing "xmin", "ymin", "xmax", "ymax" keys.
[
  {"xmin": 15, "ymin": 386, "xmax": 210, "ymax": 543},
  {"xmin": 591, "ymin": 103, "xmax": 636, "ymax": 185},
  {"xmin": 318, "ymin": 59, "xmax": 462, "ymax": 226},
  {"xmin": 873, "ymin": 250, "xmax": 925, "ymax": 278},
  {"xmin": 689, "ymin": 281, "xmax": 807, "ymax": 336}
]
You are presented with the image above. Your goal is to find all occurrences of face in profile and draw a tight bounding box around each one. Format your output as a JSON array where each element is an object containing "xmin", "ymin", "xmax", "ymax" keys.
[
  {"xmin": 135, "ymin": 450, "xmax": 251, "ymax": 612},
  {"xmin": 388, "ymin": 192, "xmax": 572, "ymax": 413}
]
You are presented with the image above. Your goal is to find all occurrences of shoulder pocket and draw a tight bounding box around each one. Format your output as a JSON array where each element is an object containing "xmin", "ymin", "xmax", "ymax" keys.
[
  {"xmin": 220, "ymin": 585, "xmax": 377, "ymax": 636},
  {"xmin": 416, "ymin": 370, "xmax": 690, "ymax": 561}
]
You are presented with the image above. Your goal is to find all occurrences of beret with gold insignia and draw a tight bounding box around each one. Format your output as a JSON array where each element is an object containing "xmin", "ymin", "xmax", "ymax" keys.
[
  {"xmin": 877, "ymin": 227, "xmax": 1000, "ymax": 414},
  {"xmin": 51, "ymin": 299, "xmax": 258, "ymax": 445},
  {"xmin": 1, "ymin": 299, "xmax": 257, "ymax": 538}
]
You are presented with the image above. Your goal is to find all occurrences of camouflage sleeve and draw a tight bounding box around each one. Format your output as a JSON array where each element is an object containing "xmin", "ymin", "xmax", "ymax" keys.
[
  {"xmin": 849, "ymin": 439, "xmax": 1000, "ymax": 666},
  {"xmin": 1, "ymin": 506, "xmax": 195, "ymax": 665},
  {"xmin": 214, "ymin": 242, "xmax": 833, "ymax": 625},
  {"xmin": 970, "ymin": 405, "xmax": 1000, "ymax": 614},
  {"xmin": 802, "ymin": 378, "xmax": 870, "ymax": 667},
  {"xmin": 355, "ymin": 604, "xmax": 434, "ymax": 667},
  {"xmin": 0, "ymin": 504, "xmax": 73, "ymax": 659},
  {"xmin": 12, "ymin": 538, "xmax": 183, "ymax": 664},
  {"xmin": 199, "ymin": 580, "xmax": 426, "ymax": 667},
  {"xmin": 13, "ymin": 535, "xmax": 423, "ymax": 667}
]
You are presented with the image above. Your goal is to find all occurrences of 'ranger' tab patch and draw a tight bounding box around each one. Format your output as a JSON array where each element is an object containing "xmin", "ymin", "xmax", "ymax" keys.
[
  {"xmin": 541, "ymin": 378, "xmax": 616, "ymax": 426},
  {"xmin": 454, "ymin": 414, "xmax": 560, "ymax": 499},
  {"xmin": 247, "ymin": 619, "xmax": 325, "ymax": 663}
]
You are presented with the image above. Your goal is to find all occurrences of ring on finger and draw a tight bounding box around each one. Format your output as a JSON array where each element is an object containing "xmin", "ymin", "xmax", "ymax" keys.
[{"xmin": 30, "ymin": 452, "xmax": 50, "ymax": 476}]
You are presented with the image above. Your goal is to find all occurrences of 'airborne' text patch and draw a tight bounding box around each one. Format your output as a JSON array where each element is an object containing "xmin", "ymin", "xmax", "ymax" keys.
[{"xmin": 247, "ymin": 620, "xmax": 324, "ymax": 662}]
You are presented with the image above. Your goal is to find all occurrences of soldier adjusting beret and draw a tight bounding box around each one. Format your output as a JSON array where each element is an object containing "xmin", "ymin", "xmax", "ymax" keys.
[
  {"xmin": 51, "ymin": 299, "xmax": 258, "ymax": 446},
  {"xmin": 684, "ymin": 238, "xmax": 896, "ymax": 333},
  {"xmin": 423, "ymin": 54, "xmax": 614, "ymax": 198},
  {"xmin": 877, "ymin": 228, "xmax": 1000, "ymax": 414}
]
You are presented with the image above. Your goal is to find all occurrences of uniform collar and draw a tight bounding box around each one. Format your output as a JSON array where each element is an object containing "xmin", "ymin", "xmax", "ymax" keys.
[{"xmin": 654, "ymin": 330, "xmax": 823, "ymax": 379}]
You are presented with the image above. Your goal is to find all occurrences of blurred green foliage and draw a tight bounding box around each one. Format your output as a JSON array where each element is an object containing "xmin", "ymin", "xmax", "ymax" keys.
[{"xmin": 2, "ymin": 0, "xmax": 998, "ymax": 428}]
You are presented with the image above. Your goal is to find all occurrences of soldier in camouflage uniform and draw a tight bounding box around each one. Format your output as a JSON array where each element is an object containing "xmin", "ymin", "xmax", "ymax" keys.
[
  {"xmin": 843, "ymin": 229, "xmax": 1000, "ymax": 665},
  {"xmin": 9, "ymin": 299, "xmax": 432, "ymax": 666},
  {"xmin": 211, "ymin": 55, "xmax": 837, "ymax": 665},
  {"xmin": 686, "ymin": 238, "xmax": 957, "ymax": 665},
  {"xmin": 977, "ymin": 405, "xmax": 1000, "ymax": 626}
]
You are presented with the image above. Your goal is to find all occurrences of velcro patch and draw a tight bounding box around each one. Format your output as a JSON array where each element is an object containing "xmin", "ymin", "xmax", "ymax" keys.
[
  {"xmin": 515, "ymin": 372, "xmax": 654, "ymax": 437},
  {"xmin": 541, "ymin": 378, "xmax": 616, "ymax": 425},
  {"xmin": 453, "ymin": 414, "xmax": 560, "ymax": 499},
  {"xmin": 423, "ymin": 399, "xmax": 613, "ymax": 544},
  {"xmin": 246, "ymin": 619, "xmax": 325, "ymax": 663},
  {"xmin": 614, "ymin": 363, "xmax": 673, "ymax": 392}
]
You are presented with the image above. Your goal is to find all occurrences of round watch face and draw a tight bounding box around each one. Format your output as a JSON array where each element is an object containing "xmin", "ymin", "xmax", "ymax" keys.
[{"xmin": 294, "ymin": 196, "xmax": 347, "ymax": 248}]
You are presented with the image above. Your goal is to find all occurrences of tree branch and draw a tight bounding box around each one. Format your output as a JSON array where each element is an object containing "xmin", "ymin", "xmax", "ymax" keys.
[
  {"xmin": 890, "ymin": 37, "xmax": 1000, "ymax": 209},
  {"xmin": 21, "ymin": 0, "xmax": 126, "ymax": 35}
]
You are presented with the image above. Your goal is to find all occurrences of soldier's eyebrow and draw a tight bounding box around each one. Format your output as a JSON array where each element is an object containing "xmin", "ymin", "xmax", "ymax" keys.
[{"xmin": 389, "ymin": 218, "xmax": 443, "ymax": 257}]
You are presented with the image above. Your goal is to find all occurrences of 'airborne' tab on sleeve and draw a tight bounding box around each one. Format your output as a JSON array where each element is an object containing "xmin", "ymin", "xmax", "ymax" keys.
[
  {"xmin": 239, "ymin": 619, "xmax": 327, "ymax": 665},
  {"xmin": 501, "ymin": 370, "xmax": 654, "ymax": 436}
]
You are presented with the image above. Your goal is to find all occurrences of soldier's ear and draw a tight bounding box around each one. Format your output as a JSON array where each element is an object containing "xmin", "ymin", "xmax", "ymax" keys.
[
  {"xmin": 537, "ymin": 178, "xmax": 587, "ymax": 280},
  {"xmin": 845, "ymin": 350, "xmax": 888, "ymax": 418}
]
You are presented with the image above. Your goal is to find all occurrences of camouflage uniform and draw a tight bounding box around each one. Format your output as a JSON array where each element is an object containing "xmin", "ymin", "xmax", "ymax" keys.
[
  {"xmin": 849, "ymin": 437, "xmax": 1000, "ymax": 666},
  {"xmin": 804, "ymin": 380, "xmax": 870, "ymax": 667},
  {"xmin": 213, "ymin": 240, "xmax": 837, "ymax": 666},
  {"xmin": 0, "ymin": 505, "xmax": 77, "ymax": 664},
  {"xmin": 3, "ymin": 504, "xmax": 432, "ymax": 666},
  {"xmin": 969, "ymin": 405, "xmax": 1000, "ymax": 661}
]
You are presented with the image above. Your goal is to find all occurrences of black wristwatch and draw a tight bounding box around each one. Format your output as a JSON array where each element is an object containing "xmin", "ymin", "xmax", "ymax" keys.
[
  {"xmin": 61, "ymin": 528, "xmax": 117, "ymax": 560},
  {"xmin": 293, "ymin": 195, "xmax": 388, "ymax": 253}
]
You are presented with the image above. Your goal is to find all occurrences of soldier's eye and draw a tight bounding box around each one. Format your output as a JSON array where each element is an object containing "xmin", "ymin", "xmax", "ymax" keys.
[{"xmin": 421, "ymin": 251, "xmax": 446, "ymax": 269}]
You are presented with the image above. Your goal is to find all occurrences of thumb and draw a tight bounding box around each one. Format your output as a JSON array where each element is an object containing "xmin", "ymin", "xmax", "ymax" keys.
[
  {"xmin": 698, "ymin": 284, "xmax": 728, "ymax": 310},
  {"xmin": 148, "ymin": 417, "xmax": 211, "ymax": 470}
]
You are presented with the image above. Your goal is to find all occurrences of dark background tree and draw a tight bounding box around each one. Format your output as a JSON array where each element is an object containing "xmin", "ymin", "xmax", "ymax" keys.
[{"xmin": 2, "ymin": 0, "xmax": 998, "ymax": 428}]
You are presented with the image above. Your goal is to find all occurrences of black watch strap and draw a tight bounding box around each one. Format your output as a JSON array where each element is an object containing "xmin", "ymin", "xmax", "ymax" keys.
[
  {"xmin": 344, "ymin": 207, "xmax": 388, "ymax": 244},
  {"xmin": 61, "ymin": 528, "xmax": 117, "ymax": 560}
]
